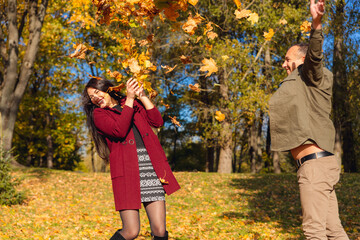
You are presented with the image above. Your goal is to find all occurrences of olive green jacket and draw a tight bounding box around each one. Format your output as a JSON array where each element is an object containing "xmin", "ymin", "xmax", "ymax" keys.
[{"xmin": 269, "ymin": 28, "xmax": 335, "ymax": 153}]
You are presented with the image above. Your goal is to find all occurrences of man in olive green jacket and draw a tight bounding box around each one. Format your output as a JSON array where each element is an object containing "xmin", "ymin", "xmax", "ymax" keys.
[{"xmin": 269, "ymin": 0, "xmax": 348, "ymax": 239}]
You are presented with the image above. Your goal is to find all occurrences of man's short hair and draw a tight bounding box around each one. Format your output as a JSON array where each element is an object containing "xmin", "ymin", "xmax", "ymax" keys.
[{"xmin": 293, "ymin": 43, "xmax": 309, "ymax": 57}]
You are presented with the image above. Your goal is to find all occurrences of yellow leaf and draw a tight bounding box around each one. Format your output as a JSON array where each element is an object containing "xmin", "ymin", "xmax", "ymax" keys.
[
  {"xmin": 199, "ymin": 58, "xmax": 218, "ymax": 77},
  {"xmin": 234, "ymin": 9, "xmax": 251, "ymax": 19},
  {"xmin": 247, "ymin": 12, "xmax": 259, "ymax": 25},
  {"xmin": 221, "ymin": 55, "xmax": 229, "ymax": 61},
  {"xmin": 215, "ymin": 111, "xmax": 225, "ymax": 122},
  {"xmin": 264, "ymin": 28, "xmax": 275, "ymax": 41},
  {"xmin": 169, "ymin": 116, "xmax": 181, "ymax": 127},
  {"xmin": 300, "ymin": 20, "xmax": 311, "ymax": 33},
  {"xmin": 188, "ymin": 0, "xmax": 198, "ymax": 6}
]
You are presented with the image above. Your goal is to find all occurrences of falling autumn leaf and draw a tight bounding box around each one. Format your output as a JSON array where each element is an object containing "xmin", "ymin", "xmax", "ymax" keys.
[
  {"xmin": 161, "ymin": 65, "xmax": 177, "ymax": 74},
  {"xmin": 247, "ymin": 12, "xmax": 259, "ymax": 25},
  {"xmin": 234, "ymin": 9, "xmax": 251, "ymax": 19},
  {"xmin": 300, "ymin": 20, "xmax": 311, "ymax": 33},
  {"xmin": 264, "ymin": 28, "xmax": 275, "ymax": 41},
  {"xmin": 207, "ymin": 31, "xmax": 218, "ymax": 40},
  {"xmin": 279, "ymin": 19, "xmax": 287, "ymax": 25},
  {"xmin": 69, "ymin": 43, "xmax": 88, "ymax": 59},
  {"xmin": 128, "ymin": 58, "xmax": 141, "ymax": 74},
  {"xmin": 107, "ymin": 83, "xmax": 126, "ymax": 92},
  {"xmin": 189, "ymin": 83, "xmax": 201, "ymax": 92},
  {"xmin": 180, "ymin": 55, "xmax": 192, "ymax": 64},
  {"xmin": 199, "ymin": 58, "xmax": 218, "ymax": 77},
  {"xmin": 88, "ymin": 74, "xmax": 103, "ymax": 80},
  {"xmin": 106, "ymin": 69, "xmax": 123, "ymax": 81},
  {"xmin": 169, "ymin": 116, "xmax": 181, "ymax": 127},
  {"xmin": 215, "ymin": 110, "xmax": 225, "ymax": 122},
  {"xmin": 233, "ymin": 0, "xmax": 241, "ymax": 9},
  {"xmin": 182, "ymin": 13, "xmax": 202, "ymax": 35},
  {"xmin": 188, "ymin": 0, "xmax": 198, "ymax": 6},
  {"xmin": 221, "ymin": 55, "xmax": 229, "ymax": 61}
]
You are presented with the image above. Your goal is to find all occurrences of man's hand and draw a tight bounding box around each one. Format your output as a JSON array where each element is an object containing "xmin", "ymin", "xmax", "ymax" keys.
[{"xmin": 310, "ymin": 0, "xmax": 325, "ymax": 29}]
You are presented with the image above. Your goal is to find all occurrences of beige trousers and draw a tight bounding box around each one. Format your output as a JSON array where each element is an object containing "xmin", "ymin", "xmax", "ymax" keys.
[{"xmin": 297, "ymin": 155, "xmax": 349, "ymax": 240}]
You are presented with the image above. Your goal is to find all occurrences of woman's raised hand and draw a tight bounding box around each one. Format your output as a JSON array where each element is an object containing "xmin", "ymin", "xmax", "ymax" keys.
[{"xmin": 126, "ymin": 78, "xmax": 139, "ymax": 99}]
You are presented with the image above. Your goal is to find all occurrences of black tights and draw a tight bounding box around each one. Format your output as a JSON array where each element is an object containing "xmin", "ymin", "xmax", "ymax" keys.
[{"xmin": 118, "ymin": 201, "xmax": 166, "ymax": 240}]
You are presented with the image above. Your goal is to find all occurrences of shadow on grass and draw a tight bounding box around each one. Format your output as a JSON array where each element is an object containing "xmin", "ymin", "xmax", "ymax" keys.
[{"xmin": 222, "ymin": 174, "xmax": 303, "ymax": 235}]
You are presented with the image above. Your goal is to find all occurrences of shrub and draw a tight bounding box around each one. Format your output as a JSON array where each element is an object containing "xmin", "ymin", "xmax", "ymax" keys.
[{"xmin": 0, "ymin": 146, "xmax": 26, "ymax": 206}]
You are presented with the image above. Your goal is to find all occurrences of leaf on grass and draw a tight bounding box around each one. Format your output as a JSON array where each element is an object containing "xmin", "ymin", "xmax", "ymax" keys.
[
  {"xmin": 199, "ymin": 58, "xmax": 218, "ymax": 77},
  {"xmin": 221, "ymin": 55, "xmax": 229, "ymax": 61},
  {"xmin": 149, "ymin": 90, "xmax": 158, "ymax": 99},
  {"xmin": 264, "ymin": 28, "xmax": 275, "ymax": 41},
  {"xmin": 70, "ymin": 43, "xmax": 88, "ymax": 59},
  {"xmin": 169, "ymin": 116, "xmax": 181, "ymax": 127},
  {"xmin": 215, "ymin": 110, "xmax": 225, "ymax": 122},
  {"xmin": 189, "ymin": 83, "xmax": 201, "ymax": 92}
]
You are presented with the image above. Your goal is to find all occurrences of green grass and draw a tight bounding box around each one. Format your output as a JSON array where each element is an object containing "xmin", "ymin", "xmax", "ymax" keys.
[{"xmin": 1, "ymin": 169, "xmax": 359, "ymax": 239}]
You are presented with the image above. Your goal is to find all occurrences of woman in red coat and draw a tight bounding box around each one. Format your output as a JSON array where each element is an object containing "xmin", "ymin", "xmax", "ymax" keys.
[{"xmin": 82, "ymin": 77, "xmax": 180, "ymax": 240}]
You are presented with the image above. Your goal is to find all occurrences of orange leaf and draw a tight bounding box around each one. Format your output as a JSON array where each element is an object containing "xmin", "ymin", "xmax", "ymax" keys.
[
  {"xmin": 180, "ymin": 55, "xmax": 192, "ymax": 64},
  {"xmin": 233, "ymin": 0, "xmax": 241, "ymax": 9},
  {"xmin": 161, "ymin": 65, "xmax": 177, "ymax": 74},
  {"xmin": 182, "ymin": 13, "xmax": 202, "ymax": 35},
  {"xmin": 199, "ymin": 58, "xmax": 218, "ymax": 77},
  {"xmin": 215, "ymin": 111, "xmax": 225, "ymax": 122},
  {"xmin": 88, "ymin": 74, "xmax": 102, "ymax": 80},
  {"xmin": 169, "ymin": 116, "xmax": 181, "ymax": 127},
  {"xmin": 107, "ymin": 84, "xmax": 126, "ymax": 92},
  {"xmin": 189, "ymin": 83, "xmax": 201, "ymax": 92}
]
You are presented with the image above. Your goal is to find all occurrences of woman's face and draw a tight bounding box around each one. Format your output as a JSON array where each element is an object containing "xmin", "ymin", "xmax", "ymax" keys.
[{"xmin": 87, "ymin": 87, "xmax": 113, "ymax": 108}]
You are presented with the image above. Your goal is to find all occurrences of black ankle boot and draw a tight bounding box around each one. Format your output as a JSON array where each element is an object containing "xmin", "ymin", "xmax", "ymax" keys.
[
  {"xmin": 110, "ymin": 229, "xmax": 126, "ymax": 240},
  {"xmin": 151, "ymin": 231, "xmax": 168, "ymax": 240}
]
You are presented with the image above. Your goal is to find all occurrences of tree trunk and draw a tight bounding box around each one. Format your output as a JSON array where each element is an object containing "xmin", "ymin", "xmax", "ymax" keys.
[
  {"xmin": 272, "ymin": 151, "xmax": 281, "ymax": 173},
  {"xmin": 249, "ymin": 122, "xmax": 257, "ymax": 173},
  {"xmin": 332, "ymin": 0, "xmax": 357, "ymax": 172},
  {"xmin": 217, "ymin": 67, "xmax": 232, "ymax": 173},
  {"xmin": 206, "ymin": 146, "xmax": 214, "ymax": 172},
  {"xmin": 46, "ymin": 112, "xmax": 53, "ymax": 168},
  {"xmin": 0, "ymin": 0, "xmax": 49, "ymax": 167}
]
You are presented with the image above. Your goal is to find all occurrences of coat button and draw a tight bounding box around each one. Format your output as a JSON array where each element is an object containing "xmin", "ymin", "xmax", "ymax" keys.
[
  {"xmin": 129, "ymin": 139, "xmax": 135, "ymax": 145},
  {"xmin": 122, "ymin": 141, "xmax": 127, "ymax": 145}
]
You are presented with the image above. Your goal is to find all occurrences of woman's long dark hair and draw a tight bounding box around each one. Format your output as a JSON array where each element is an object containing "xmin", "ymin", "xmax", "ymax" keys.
[{"xmin": 82, "ymin": 78, "xmax": 124, "ymax": 162}]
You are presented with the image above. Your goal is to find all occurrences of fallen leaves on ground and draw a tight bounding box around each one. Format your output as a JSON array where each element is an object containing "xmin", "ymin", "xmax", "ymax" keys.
[{"xmin": 1, "ymin": 170, "xmax": 359, "ymax": 239}]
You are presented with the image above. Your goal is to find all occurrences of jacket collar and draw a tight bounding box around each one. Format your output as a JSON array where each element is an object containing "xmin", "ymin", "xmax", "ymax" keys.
[{"xmin": 281, "ymin": 64, "xmax": 303, "ymax": 83}]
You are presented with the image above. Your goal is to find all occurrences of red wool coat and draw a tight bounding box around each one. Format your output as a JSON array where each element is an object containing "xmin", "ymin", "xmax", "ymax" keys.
[{"xmin": 93, "ymin": 98, "xmax": 180, "ymax": 211}]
